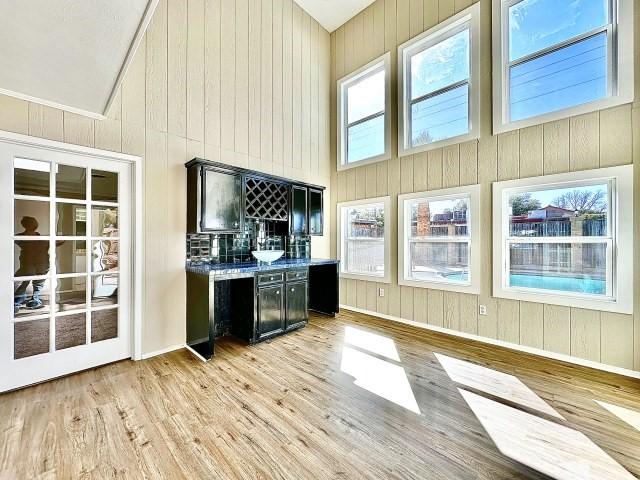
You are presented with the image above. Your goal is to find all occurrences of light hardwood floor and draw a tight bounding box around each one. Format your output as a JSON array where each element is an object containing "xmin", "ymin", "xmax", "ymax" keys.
[{"xmin": 1, "ymin": 310, "xmax": 640, "ymax": 479}]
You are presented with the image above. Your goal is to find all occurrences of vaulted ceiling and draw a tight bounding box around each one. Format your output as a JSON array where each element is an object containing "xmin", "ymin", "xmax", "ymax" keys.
[{"xmin": 294, "ymin": 0, "xmax": 377, "ymax": 32}]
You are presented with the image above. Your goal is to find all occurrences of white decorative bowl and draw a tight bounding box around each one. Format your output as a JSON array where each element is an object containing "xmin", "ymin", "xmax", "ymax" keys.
[{"xmin": 252, "ymin": 250, "xmax": 285, "ymax": 264}]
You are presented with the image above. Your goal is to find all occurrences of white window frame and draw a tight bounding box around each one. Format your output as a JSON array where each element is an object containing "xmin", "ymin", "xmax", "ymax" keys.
[
  {"xmin": 398, "ymin": 185, "xmax": 481, "ymax": 294},
  {"xmin": 492, "ymin": 165, "xmax": 633, "ymax": 313},
  {"xmin": 492, "ymin": 0, "xmax": 634, "ymax": 134},
  {"xmin": 337, "ymin": 196, "xmax": 391, "ymax": 283},
  {"xmin": 337, "ymin": 53, "xmax": 391, "ymax": 171},
  {"xmin": 398, "ymin": 3, "xmax": 481, "ymax": 157}
]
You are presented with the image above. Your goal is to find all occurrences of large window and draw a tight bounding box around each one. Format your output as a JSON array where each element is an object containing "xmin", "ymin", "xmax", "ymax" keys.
[
  {"xmin": 337, "ymin": 53, "xmax": 391, "ymax": 170},
  {"xmin": 493, "ymin": 165, "xmax": 633, "ymax": 313},
  {"xmin": 492, "ymin": 0, "xmax": 634, "ymax": 133},
  {"xmin": 337, "ymin": 197, "xmax": 391, "ymax": 283},
  {"xmin": 399, "ymin": 185, "xmax": 481, "ymax": 293},
  {"xmin": 398, "ymin": 3, "xmax": 480, "ymax": 156}
]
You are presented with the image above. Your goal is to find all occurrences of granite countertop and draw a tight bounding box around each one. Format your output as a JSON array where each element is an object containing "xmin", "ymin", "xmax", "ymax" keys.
[{"xmin": 186, "ymin": 258, "xmax": 339, "ymax": 279}]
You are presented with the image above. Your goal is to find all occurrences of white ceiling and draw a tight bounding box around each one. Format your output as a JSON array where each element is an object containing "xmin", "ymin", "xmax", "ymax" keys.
[
  {"xmin": 294, "ymin": 0, "xmax": 377, "ymax": 32},
  {"xmin": 0, "ymin": 0, "xmax": 157, "ymax": 119}
]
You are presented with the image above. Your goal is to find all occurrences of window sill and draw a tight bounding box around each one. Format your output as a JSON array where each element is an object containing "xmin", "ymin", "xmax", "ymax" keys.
[
  {"xmin": 339, "ymin": 272, "xmax": 391, "ymax": 284},
  {"xmin": 397, "ymin": 130, "xmax": 479, "ymax": 158},
  {"xmin": 337, "ymin": 151, "xmax": 391, "ymax": 172}
]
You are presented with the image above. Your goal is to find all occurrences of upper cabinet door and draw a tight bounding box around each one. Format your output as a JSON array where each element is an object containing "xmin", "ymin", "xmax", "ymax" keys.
[
  {"xmin": 308, "ymin": 188, "xmax": 323, "ymax": 236},
  {"xmin": 290, "ymin": 185, "xmax": 308, "ymax": 235},
  {"xmin": 202, "ymin": 168, "xmax": 242, "ymax": 232}
]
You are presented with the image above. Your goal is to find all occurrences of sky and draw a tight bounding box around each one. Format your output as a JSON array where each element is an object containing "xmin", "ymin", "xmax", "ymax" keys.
[{"xmin": 510, "ymin": 184, "xmax": 608, "ymax": 210}]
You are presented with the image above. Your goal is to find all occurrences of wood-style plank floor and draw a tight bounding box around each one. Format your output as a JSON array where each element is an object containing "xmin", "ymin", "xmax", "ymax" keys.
[{"xmin": 2, "ymin": 310, "xmax": 640, "ymax": 479}]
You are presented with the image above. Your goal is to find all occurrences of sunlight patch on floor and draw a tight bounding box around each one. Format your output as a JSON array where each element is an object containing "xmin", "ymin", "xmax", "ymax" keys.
[
  {"xmin": 595, "ymin": 400, "xmax": 640, "ymax": 432},
  {"xmin": 344, "ymin": 326, "xmax": 400, "ymax": 362}
]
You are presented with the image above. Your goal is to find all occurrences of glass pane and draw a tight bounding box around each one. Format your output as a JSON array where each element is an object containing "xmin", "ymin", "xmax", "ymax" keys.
[
  {"xmin": 55, "ymin": 313, "xmax": 86, "ymax": 350},
  {"xmin": 15, "ymin": 200, "xmax": 50, "ymax": 235},
  {"xmin": 343, "ymin": 203, "xmax": 385, "ymax": 277},
  {"xmin": 347, "ymin": 69, "xmax": 385, "ymax": 123},
  {"xmin": 92, "ymin": 170, "xmax": 118, "ymax": 202},
  {"xmin": 56, "ymin": 203, "xmax": 87, "ymax": 236},
  {"xmin": 510, "ymin": 33, "xmax": 607, "ymax": 122},
  {"xmin": 92, "ymin": 206, "xmax": 118, "ymax": 237},
  {"xmin": 14, "ymin": 240, "xmax": 50, "ymax": 277},
  {"xmin": 411, "ymin": 83, "xmax": 468, "ymax": 146},
  {"xmin": 56, "ymin": 240, "xmax": 86, "ymax": 274},
  {"xmin": 410, "ymin": 28, "xmax": 469, "ymax": 99},
  {"xmin": 14, "ymin": 158, "xmax": 50, "ymax": 197},
  {"xmin": 55, "ymin": 276, "xmax": 87, "ymax": 312},
  {"xmin": 203, "ymin": 170, "xmax": 242, "ymax": 230},
  {"xmin": 14, "ymin": 319, "xmax": 50, "ymax": 359},
  {"xmin": 91, "ymin": 240, "xmax": 119, "ymax": 273},
  {"xmin": 409, "ymin": 242, "xmax": 469, "ymax": 282},
  {"xmin": 92, "ymin": 274, "xmax": 118, "ymax": 306},
  {"xmin": 409, "ymin": 196, "xmax": 469, "ymax": 238},
  {"xmin": 509, "ymin": 0, "xmax": 608, "ymax": 61},
  {"xmin": 509, "ymin": 242, "xmax": 607, "ymax": 295},
  {"xmin": 56, "ymin": 165, "xmax": 86, "ymax": 200},
  {"xmin": 14, "ymin": 279, "xmax": 52, "ymax": 318},
  {"xmin": 91, "ymin": 308, "xmax": 118, "ymax": 342},
  {"xmin": 508, "ymin": 183, "xmax": 608, "ymax": 237},
  {"xmin": 347, "ymin": 114, "xmax": 385, "ymax": 163}
]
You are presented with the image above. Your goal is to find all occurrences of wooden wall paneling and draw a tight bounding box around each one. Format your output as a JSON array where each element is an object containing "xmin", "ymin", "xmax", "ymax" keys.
[
  {"xmin": 94, "ymin": 118, "xmax": 122, "ymax": 153},
  {"xmin": 443, "ymin": 291, "xmax": 460, "ymax": 331},
  {"xmin": 427, "ymin": 290, "xmax": 444, "ymax": 327},
  {"xmin": 310, "ymin": 21, "xmax": 320, "ymax": 176},
  {"xmin": 600, "ymin": 105, "xmax": 633, "ymax": 167},
  {"xmin": 497, "ymin": 131, "xmax": 519, "ymax": 181},
  {"xmin": 356, "ymin": 167, "xmax": 367, "ymax": 200},
  {"xmin": 454, "ymin": 0, "xmax": 473, "ymax": 13},
  {"xmin": 291, "ymin": 4, "xmax": 303, "ymax": 171},
  {"xmin": 401, "ymin": 286, "xmax": 414, "ymax": 320},
  {"xmin": 122, "ymin": 36, "xmax": 146, "ymax": 128},
  {"xmin": 168, "ymin": 0, "xmax": 187, "ymax": 137},
  {"xmin": 377, "ymin": 282, "xmax": 389, "ymax": 314},
  {"xmin": 234, "ymin": 0, "xmax": 249, "ymax": 163},
  {"xmin": 634, "ymin": 106, "xmax": 640, "ymax": 371},
  {"xmin": 413, "ymin": 288, "xmax": 429, "ymax": 324},
  {"xmin": 442, "ymin": 144, "xmax": 460, "ymax": 188},
  {"xmin": 337, "ymin": 170, "xmax": 347, "ymax": 202},
  {"xmin": 63, "ymin": 113, "xmax": 94, "ymax": 148},
  {"xmin": 353, "ymin": 13, "xmax": 365, "ymax": 79},
  {"xmin": 400, "ymin": 156, "xmax": 414, "ymax": 193},
  {"xmin": 376, "ymin": 161, "xmax": 389, "ymax": 196},
  {"xmin": 363, "ymin": 6, "xmax": 375, "ymax": 64},
  {"xmin": 356, "ymin": 280, "xmax": 367, "ymax": 310},
  {"xmin": 121, "ymin": 125, "xmax": 145, "ymax": 159},
  {"xmin": 366, "ymin": 164, "xmax": 378, "ymax": 197},
  {"xmin": 438, "ymin": 0, "xmax": 455, "ymax": 21},
  {"xmin": 410, "ymin": 0, "xmax": 424, "ymax": 37},
  {"xmin": 271, "ymin": 0, "xmax": 283, "ymax": 172},
  {"xmin": 423, "ymin": 0, "xmax": 439, "ymax": 31},
  {"xmin": 387, "ymin": 155, "xmax": 402, "ymax": 317},
  {"xmin": 366, "ymin": 282, "xmax": 378, "ymax": 312},
  {"xmin": 543, "ymin": 305, "xmax": 571, "ymax": 355},
  {"xmin": 570, "ymin": 308, "xmax": 600, "ymax": 362},
  {"xmin": 146, "ymin": 0, "xmax": 168, "ymax": 132},
  {"xmin": 569, "ymin": 112, "xmax": 599, "ymax": 172},
  {"xmin": 248, "ymin": 0, "xmax": 262, "ymax": 164},
  {"xmin": 204, "ymin": 0, "xmax": 221, "ymax": 150},
  {"xmin": 220, "ymin": 0, "xmax": 236, "ymax": 161},
  {"xmin": 518, "ymin": 125, "xmax": 543, "ymax": 178},
  {"xmin": 282, "ymin": 0, "xmax": 293, "ymax": 169},
  {"xmin": 396, "ymin": 0, "xmax": 411, "ymax": 45},
  {"xmin": 28, "ymin": 103, "xmax": 43, "ymax": 137},
  {"xmin": 459, "ymin": 293, "xmax": 478, "ymax": 334},
  {"xmin": 412, "ymin": 152, "xmax": 428, "ymax": 191},
  {"xmin": 600, "ymin": 313, "xmax": 634, "ymax": 369},
  {"xmin": 458, "ymin": 141, "xmax": 477, "ymax": 186},
  {"xmin": 519, "ymin": 302, "xmax": 543, "ymax": 349},
  {"xmin": 542, "ymin": 119, "xmax": 570, "ymax": 174},
  {"xmin": 497, "ymin": 299, "xmax": 519, "ymax": 344},
  {"xmin": 346, "ymin": 279, "xmax": 357, "ymax": 307},
  {"xmin": 0, "ymin": 95, "xmax": 29, "ymax": 134},
  {"xmin": 373, "ymin": 0, "xmax": 385, "ymax": 58},
  {"xmin": 427, "ymin": 149, "xmax": 443, "ymax": 189},
  {"xmin": 319, "ymin": 29, "xmax": 331, "ymax": 178},
  {"xmin": 385, "ymin": 0, "xmax": 398, "ymax": 158},
  {"xmin": 301, "ymin": 13, "xmax": 311, "ymax": 176},
  {"xmin": 345, "ymin": 169, "xmax": 356, "ymax": 201}
]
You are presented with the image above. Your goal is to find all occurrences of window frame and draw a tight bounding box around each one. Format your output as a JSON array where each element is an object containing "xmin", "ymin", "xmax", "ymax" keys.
[
  {"xmin": 337, "ymin": 53, "xmax": 392, "ymax": 171},
  {"xmin": 492, "ymin": 165, "xmax": 633, "ymax": 313},
  {"xmin": 337, "ymin": 196, "xmax": 392, "ymax": 283},
  {"xmin": 492, "ymin": 0, "xmax": 635, "ymax": 134},
  {"xmin": 398, "ymin": 3, "xmax": 481, "ymax": 157},
  {"xmin": 398, "ymin": 185, "xmax": 481, "ymax": 294}
]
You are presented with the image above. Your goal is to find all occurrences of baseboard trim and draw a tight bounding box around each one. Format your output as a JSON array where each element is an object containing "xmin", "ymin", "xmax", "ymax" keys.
[
  {"xmin": 339, "ymin": 304, "xmax": 640, "ymax": 380},
  {"xmin": 141, "ymin": 344, "xmax": 185, "ymax": 360}
]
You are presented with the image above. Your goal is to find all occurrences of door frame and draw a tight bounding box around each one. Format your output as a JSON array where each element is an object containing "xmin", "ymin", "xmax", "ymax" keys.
[{"xmin": 0, "ymin": 128, "xmax": 144, "ymax": 361}]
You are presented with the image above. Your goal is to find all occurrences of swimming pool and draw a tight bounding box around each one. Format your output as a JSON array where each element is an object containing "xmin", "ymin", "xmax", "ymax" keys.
[{"xmin": 442, "ymin": 272, "xmax": 606, "ymax": 294}]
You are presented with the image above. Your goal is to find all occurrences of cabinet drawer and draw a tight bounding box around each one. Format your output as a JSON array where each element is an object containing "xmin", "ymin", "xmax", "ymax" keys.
[
  {"xmin": 286, "ymin": 269, "xmax": 307, "ymax": 282},
  {"xmin": 257, "ymin": 272, "xmax": 284, "ymax": 285}
]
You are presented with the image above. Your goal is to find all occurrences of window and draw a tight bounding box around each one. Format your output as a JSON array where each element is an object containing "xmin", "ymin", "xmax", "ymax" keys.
[
  {"xmin": 337, "ymin": 53, "xmax": 391, "ymax": 170},
  {"xmin": 492, "ymin": 0, "xmax": 634, "ymax": 133},
  {"xmin": 399, "ymin": 185, "xmax": 481, "ymax": 293},
  {"xmin": 398, "ymin": 3, "xmax": 481, "ymax": 156},
  {"xmin": 337, "ymin": 197, "xmax": 391, "ymax": 283},
  {"xmin": 493, "ymin": 165, "xmax": 633, "ymax": 313}
]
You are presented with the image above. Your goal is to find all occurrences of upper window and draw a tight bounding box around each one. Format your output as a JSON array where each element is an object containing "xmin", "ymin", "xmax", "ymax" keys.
[
  {"xmin": 337, "ymin": 197, "xmax": 391, "ymax": 283},
  {"xmin": 398, "ymin": 3, "xmax": 481, "ymax": 156},
  {"xmin": 337, "ymin": 53, "xmax": 391, "ymax": 170},
  {"xmin": 493, "ymin": 0, "xmax": 635, "ymax": 133},
  {"xmin": 399, "ymin": 185, "xmax": 481, "ymax": 294},
  {"xmin": 492, "ymin": 165, "xmax": 633, "ymax": 313}
]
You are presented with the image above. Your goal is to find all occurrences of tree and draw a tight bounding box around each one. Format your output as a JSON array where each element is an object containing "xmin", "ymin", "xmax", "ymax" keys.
[
  {"xmin": 453, "ymin": 199, "xmax": 468, "ymax": 212},
  {"xmin": 552, "ymin": 189, "xmax": 606, "ymax": 214},
  {"xmin": 413, "ymin": 130, "xmax": 433, "ymax": 146},
  {"xmin": 510, "ymin": 193, "xmax": 541, "ymax": 216}
]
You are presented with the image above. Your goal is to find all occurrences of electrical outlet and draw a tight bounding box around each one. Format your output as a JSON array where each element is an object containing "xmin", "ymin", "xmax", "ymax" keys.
[
  {"xmin": 479, "ymin": 304, "xmax": 487, "ymax": 316},
  {"xmin": 379, "ymin": 288, "xmax": 385, "ymax": 297}
]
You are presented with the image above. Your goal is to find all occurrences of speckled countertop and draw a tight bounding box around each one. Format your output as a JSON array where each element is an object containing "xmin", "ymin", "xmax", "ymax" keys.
[{"xmin": 185, "ymin": 258, "xmax": 339, "ymax": 279}]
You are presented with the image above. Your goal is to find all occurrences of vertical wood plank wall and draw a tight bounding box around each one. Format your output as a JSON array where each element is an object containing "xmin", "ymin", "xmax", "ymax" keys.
[
  {"xmin": 0, "ymin": 0, "xmax": 332, "ymax": 355},
  {"xmin": 330, "ymin": 0, "xmax": 640, "ymax": 373}
]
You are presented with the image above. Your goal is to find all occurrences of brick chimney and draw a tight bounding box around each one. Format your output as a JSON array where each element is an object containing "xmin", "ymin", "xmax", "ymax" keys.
[{"xmin": 416, "ymin": 202, "xmax": 431, "ymax": 236}]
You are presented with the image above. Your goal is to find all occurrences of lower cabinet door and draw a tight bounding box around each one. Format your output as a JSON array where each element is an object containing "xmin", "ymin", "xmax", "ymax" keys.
[
  {"xmin": 257, "ymin": 284, "xmax": 284, "ymax": 339},
  {"xmin": 285, "ymin": 281, "xmax": 308, "ymax": 330}
]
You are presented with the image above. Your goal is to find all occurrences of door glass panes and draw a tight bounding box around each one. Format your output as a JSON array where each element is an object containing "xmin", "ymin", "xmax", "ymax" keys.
[
  {"xmin": 55, "ymin": 277, "xmax": 87, "ymax": 312},
  {"xmin": 92, "ymin": 170, "xmax": 118, "ymax": 202},
  {"xmin": 92, "ymin": 275, "xmax": 118, "ymax": 306},
  {"xmin": 14, "ymin": 319, "xmax": 50, "ymax": 359},
  {"xmin": 14, "ymin": 279, "xmax": 51, "ymax": 318},
  {"xmin": 342, "ymin": 203, "xmax": 386, "ymax": 277},
  {"xmin": 91, "ymin": 206, "xmax": 118, "ymax": 237},
  {"xmin": 55, "ymin": 313, "xmax": 86, "ymax": 350},
  {"xmin": 92, "ymin": 240, "xmax": 119, "ymax": 273},
  {"xmin": 14, "ymin": 158, "xmax": 50, "ymax": 196},
  {"xmin": 14, "ymin": 240, "xmax": 50, "ymax": 277},
  {"xmin": 15, "ymin": 200, "xmax": 50, "ymax": 235},
  {"xmin": 55, "ymin": 240, "xmax": 86, "ymax": 274},
  {"xmin": 56, "ymin": 203, "xmax": 86, "ymax": 236},
  {"xmin": 91, "ymin": 309, "xmax": 118, "ymax": 342},
  {"xmin": 56, "ymin": 165, "xmax": 86, "ymax": 200}
]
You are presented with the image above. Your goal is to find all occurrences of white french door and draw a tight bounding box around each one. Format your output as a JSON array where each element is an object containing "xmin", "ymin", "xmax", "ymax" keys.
[{"xmin": 0, "ymin": 140, "xmax": 133, "ymax": 392}]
